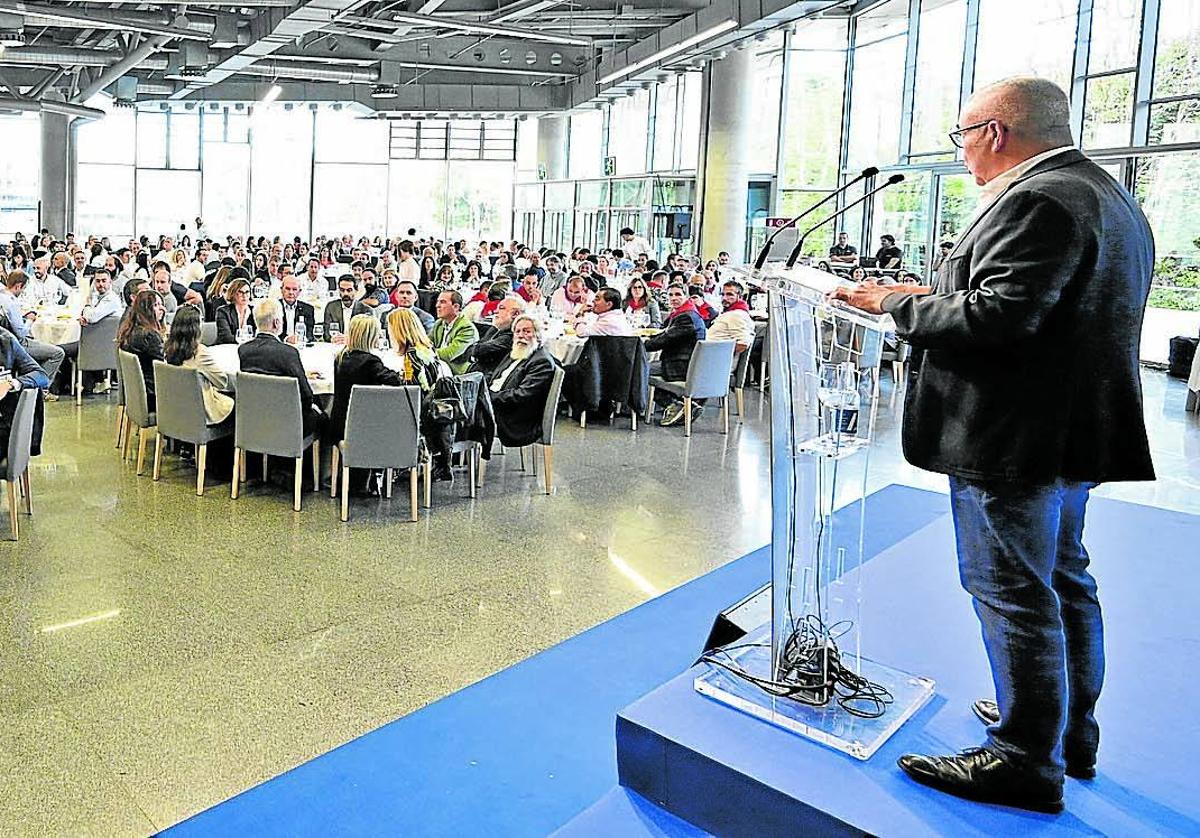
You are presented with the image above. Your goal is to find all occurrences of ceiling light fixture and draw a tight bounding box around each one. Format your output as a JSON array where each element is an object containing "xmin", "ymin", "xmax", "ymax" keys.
[
  {"xmin": 371, "ymin": 84, "xmax": 399, "ymax": 98},
  {"xmin": 0, "ymin": 29, "xmax": 25, "ymax": 48},
  {"xmin": 597, "ymin": 19, "xmax": 737, "ymax": 85}
]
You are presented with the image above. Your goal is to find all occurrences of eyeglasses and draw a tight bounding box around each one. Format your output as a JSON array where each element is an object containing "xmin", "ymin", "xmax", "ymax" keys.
[{"xmin": 948, "ymin": 118, "xmax": 995, "ymax": 148}]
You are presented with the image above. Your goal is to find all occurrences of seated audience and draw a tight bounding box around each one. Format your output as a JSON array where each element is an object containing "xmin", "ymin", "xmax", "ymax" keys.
[
  {"xmin": 467, "ymin": 295, "xmax": 523, "ymax": 375},
  {"xmin": 644, "ymin": 283, "xmax": 707, "ymax": 427},
  {"xmin": 164, "ymin": 306, "xmax": 234, "ymax": 425},
  {"xmin": 323, "ymin": 276, "xmax": 371, "ymax": 343},
  {"xmin": 387, "ymin": 308, "xmax": 454, "ymax": 481},
  {"xmin": 688, "ymin": 285, "xmax": 719, "ymax": 325},
  {"xmin": 480, "ymin": 281, "xmax": 509, "ymax": 318},
  {"xmin": 238, "ymin": 299, "xmax": 325, "ymax": 437},
  {"xmin": 575, "ymin": 288, "xmax": 635, "ymax": 337},
  {"xmin": 549, "ymin": 275, "xmax": 594, "ymax": 318},
  {"xmin": 390, "ymin": 279, "xmax": 434, "ymax": 331},
  {"xmin": 328, "ymin": 314, "xmax": 405, "ymax": 445},
  {"xmin": 706, "ymin": 281, "xmax": 755, "ymax": 353},
  {"xmin": 489, "ymin": 314, "xmax": 558, "ymax": 448},
  {"xmin": 278, "ymin": 276, "xmax": 316, "ymax": 345},
  {"xmin": 215, "ymin": 279, "xmax": 256, "ymax": 344},
  {"xmin": 117, "ymin": 289, "xmax": 167, "ymax": 411},
  {"xmin": 516, "ymin": 270, "xmax": 542, "ymax": 306},
  {"xmin": 622, "ymin": 276, "xmax": 662, "ymax": 328},
  {"xmin": 430, "ymin": 291, "xmax": 479, "ymax": 375}
]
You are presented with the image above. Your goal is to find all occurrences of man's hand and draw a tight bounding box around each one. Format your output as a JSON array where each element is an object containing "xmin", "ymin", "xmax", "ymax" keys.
[
  {"xmin": 0, "ymin": 379, "xmax": 13, "ymax": 400},
  {"xmin": 184, "ymin": 289, "xmax": 204, "ymax": 306},
  {"xmin": 24, "ymin": 310, "xmax": 37, "ymax": 321},
  {"xmin": 285, "ymin": 334, "xmax": 299, "ymax": 346},
  {"xmin": 829, "ymin": 282, "xmax": 897, "ymax": 315},
  {"xmin": 78, "ymin": 316, "xmax": 90, "ymax": 326}
]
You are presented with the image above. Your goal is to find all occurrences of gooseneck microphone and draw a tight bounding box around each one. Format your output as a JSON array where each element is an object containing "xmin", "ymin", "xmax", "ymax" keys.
[
  {"xmin": 784, "ymin": 174, "xmax": 906, "ymax": 269},
  {"xmin": 752, "ymin": 167, "xmax": 880, "ymax": 270}
]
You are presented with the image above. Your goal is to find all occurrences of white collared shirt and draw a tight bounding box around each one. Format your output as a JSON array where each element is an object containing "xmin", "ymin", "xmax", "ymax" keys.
[
  {"xmin": 491, "ymin": 349, "xmax": 533, "ymax": 392},
  {"xmin": 972, "ymin": 146, "xmax": 1075, "ymax": 222}
]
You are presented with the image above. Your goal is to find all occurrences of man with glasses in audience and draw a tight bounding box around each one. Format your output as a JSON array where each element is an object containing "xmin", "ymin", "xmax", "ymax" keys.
[
  {"xmin": 540, "ymin": 255, "xmax": 569, "ymax": 300},
  {"xmin": 467, "ymin": 295, "xmax": 524, "ymax": 375}
]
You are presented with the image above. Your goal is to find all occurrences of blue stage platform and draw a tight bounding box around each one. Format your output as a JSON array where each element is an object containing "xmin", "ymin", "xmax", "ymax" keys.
[{"xmin": 165, "ymin": 486, "xmax": 1199, "ymax": 836}]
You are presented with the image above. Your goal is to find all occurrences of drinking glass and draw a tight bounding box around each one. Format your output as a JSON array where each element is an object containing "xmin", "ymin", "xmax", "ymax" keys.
[
  {"xmin": 817, "ymin": 361, "xmax": 859, "ymax": 437},
  {"xmin": 313, "ymin": 323, "xmax": 324, "ymax": 342},
  {"xmin": 296, "ymin": 321, "xmax": 308, "ymax": 344}
]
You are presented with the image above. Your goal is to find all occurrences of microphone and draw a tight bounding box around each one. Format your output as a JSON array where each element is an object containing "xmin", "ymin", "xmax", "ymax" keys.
[
  {"xmin": 784, "ymin": 174, "xmax": 905, "ymax": 269},
  {"xmin": 752, "ymin": 167, "xmax": 879, "ymax": 270}
]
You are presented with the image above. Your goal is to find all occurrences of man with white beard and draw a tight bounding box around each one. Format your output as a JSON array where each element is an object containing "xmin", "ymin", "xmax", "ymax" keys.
[{"xmin": 488, "ymin": 314, "xmax": 558, "ymax": 448}]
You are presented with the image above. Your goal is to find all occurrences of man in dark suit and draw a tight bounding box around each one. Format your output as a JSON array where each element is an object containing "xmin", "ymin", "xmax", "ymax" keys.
[
  {"xmin": 467, "ymin": 294, "xmax": 522, "ymax": 375},
  {"xmin": 278, "ymin": 276, "xmax": 316, "ymax": 345},
  {"xmin": 321, "ymin": 276, "xmax": 371, "ymax": 343},
  {"xmin": 835, "ymin": 77, "xmax": 1154, "ymax": 813},
  {"xmin": 488, "ymin": 314, "xmax": 557, "ymax": 448},
  {"xmin": 238, "ymin": 299, "xmax": 326, "ymax": 437}
]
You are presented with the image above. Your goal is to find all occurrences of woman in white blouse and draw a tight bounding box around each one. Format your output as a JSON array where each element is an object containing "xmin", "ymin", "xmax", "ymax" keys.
[{"xmin": 163, "ymin": 306, "xmax": 234, "ymax": 425}]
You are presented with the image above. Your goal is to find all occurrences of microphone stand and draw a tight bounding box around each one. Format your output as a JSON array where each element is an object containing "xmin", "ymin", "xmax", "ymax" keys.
[
  {"xmin": 751, "ymin": 167, "xmax": 879, "ymax": 270},
  {"xmin": 784, "ymin": 175, "xmax": 906, "ymax": 269}
]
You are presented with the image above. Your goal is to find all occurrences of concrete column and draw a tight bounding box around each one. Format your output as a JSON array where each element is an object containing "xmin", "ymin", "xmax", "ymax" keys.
[
  {"xmin": 697, "ymin": 47, "xmax": 753, "ymax": 262},
  {"xmin": 536, "ymin": 115, "xmax": 568, "ymax": 180},
  {"xmin": 40, "ymin": 104, "xmax": 72, "ymax": 237}
]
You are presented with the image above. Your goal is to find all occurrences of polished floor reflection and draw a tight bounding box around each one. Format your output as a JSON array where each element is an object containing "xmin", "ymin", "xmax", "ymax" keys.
[{"xmin": 0, "ymin": 369, "xmax": 1196, "ymax": 835}]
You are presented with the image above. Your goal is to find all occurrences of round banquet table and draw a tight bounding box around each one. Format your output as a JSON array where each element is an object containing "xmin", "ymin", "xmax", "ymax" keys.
[
  {"xmin": 206, "ymin": 340, "xmax": 407, "ymax": 398},
  {"xmin": 29, "ymin": 306, "xmax": 83, "ymax": 346}
]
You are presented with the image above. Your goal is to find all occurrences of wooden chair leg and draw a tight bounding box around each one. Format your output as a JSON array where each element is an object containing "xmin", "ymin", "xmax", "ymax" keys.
[
  {"xmin": 684, "ymin": 398, "xmax": 692, "ymax": 437},
  {"xmin": 122, "ymin": 418, "xmax": 133, "ymax": 461},
  {"xmin": 231, "ymin": 448, "xmax": 241, "ymax": 499},
  {"xmin": 20, "ymin": 471, "xmax": 32, "ymax": 515},
  {"xmin": 152, "ymin": 432, "xmax": 164, "ymax": 481},
  {"xmin": 115, "ymin": 405, "xmax": 126, "ymax": 448},
  {"xmin": 736, "ymin": 387, "xmax": 745, "ymax": 422},
  {"xmin": 311, "ymin": 442, "xmax": 320, "ymax": 492},
  {"xmin": 409, "ymin": 465, "xmax": 418, "ymax": 522},
  {"xmin": 385, "ymin": 468, "xmax": 394, "ymax": 499},
  {"xmin": 330, "ymin": 446, "xmax": 339, "ymax": 497},
  {"xmin": 293, "ymin": 457, "xmax": 303, "ymax": 511},
  {"xmin": 543, "ymin": 445, "xmax": 553, "ymax": 495},
  {"xmin": 7, "ymin": 481, "xmax": 17, "ymax": 540},
  {"xmin": 340, "ymin": 467, "xmax": 350, "ymax": 521},
  {"xmin": 530, "ymin": 445, "xmax": 538, "ymax": 476},
  {"xmin": 136, "ymin": 427, "xmax": 149, "ymax": 475},
  {"xmin": 423, "ymin": 459, "xmax": 432, "ymax": 508},
  {"xmin": 196, "ymin": 443, "xmax": 208, "ymax": 496}
]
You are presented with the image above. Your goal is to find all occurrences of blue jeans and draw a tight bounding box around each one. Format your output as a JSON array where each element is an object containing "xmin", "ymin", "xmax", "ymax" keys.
[{"xmin": 949, "ymin": 477, "xmax": 1103, "ymax": 783}]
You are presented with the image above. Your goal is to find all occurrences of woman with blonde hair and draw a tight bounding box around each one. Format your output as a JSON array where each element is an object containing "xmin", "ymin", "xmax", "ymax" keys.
[
  {"xmin": 388, "ymin": 307, "xmax": 454, "ymax": 480},
  {"xmin": 206, "ymin": 265, "xmax": 233, "ymax": 320},
  {"xmin": 328, "ymin": 314, "xmax": 405, "ymax": 445},
  {"xmin": 214, "ymin": 278, "xmax": 255, "ymax": 344}
]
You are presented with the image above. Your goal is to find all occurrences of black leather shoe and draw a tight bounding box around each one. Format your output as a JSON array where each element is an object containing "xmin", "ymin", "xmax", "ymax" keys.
[
  {"xmin": 897, "ymin": 747, "xmax": 1064, "ymax": 813},
  {"xmin": 972, "ymin": 699, "xmax": 1096, "ymax": 780}
]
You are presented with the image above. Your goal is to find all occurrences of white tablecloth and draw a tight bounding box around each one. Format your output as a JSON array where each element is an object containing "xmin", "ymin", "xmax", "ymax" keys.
[
  {"xmin": 207, "ymin": 341, "xmax": 407, "ymax": 397},
  {"xmin": 29, "ymin": 307, "xmax": 83, "ymax": 346}
]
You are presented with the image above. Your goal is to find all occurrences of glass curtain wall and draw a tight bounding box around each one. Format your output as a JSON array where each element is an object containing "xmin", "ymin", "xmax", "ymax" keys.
[{"xmin": 0, "ymin": 115, "xmax": 41, "ymax": 238}]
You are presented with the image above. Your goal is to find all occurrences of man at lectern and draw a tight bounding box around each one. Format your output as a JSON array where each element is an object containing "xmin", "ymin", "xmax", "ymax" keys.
[{"xmin": 833, "ymin": 76, "xmax": 1155, "ymax": 813}]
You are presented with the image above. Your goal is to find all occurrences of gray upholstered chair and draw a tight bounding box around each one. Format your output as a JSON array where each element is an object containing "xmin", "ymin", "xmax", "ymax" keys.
[
  {"xmin": 151, "ymin": 361, "xmax": 235, "ymax": 496},
  {"xmin": 478, "ymin": 366, "xmax": 565, "ymax": 495},
  {"xmin": 117, "ymin": 349, "xmax": 157, "ymax": 475},
  {"xmin": 114, "ymin": 366, "xmax": 127, "ymax": 449},
  {"xmin": 1, "ymin": 389, "xmax": 37, "ymax": 539},
  {"xmin": 331, "ymin": 385, "xmax": 425, "ymax": 522},
  {"xmin": 199, "ymin": 322, "xmax": 219, "ymax": 347},
  {"xmin": 75, "ymin": 316, "xmax": 119, "ymax": 405},
  {"xmin": 645, "ymin": 339, "xmax": 737, "ymax": 437},
  {"xmin": 731, "ymin": 347, "xmax": 751, "ymax": 422},
  {"xmin": 231, "ymin": 371, "xmax": 321, "ymax": 511},
  {"xmin": 757, "ymin": 321, "xmax": 770, "ymax": 390}
]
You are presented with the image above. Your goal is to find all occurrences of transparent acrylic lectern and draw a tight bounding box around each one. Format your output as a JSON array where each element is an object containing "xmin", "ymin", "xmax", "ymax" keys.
[{"xmin": 694, "ymin": 263, "xmax": 934, "ymax": 760}]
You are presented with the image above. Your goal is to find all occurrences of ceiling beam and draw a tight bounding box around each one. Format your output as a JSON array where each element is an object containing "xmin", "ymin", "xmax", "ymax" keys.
[
  {"xmin": 0, "ymin": 1, "xmax": 210, "ymax": 40},
  {"xmin": 386, "ymin": 10, "xmax": 592, "ymax": 47}
]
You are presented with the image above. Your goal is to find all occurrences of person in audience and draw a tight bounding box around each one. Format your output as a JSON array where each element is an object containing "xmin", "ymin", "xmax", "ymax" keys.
[
  {"xmin": 164, "ymin": 306, "xmax": 234, "ymax": 425},
  {"xmin": 829, "ymin": 231, "xmax": 859, "ymax": 265},
  {"xmin": 875, "ymin": 234, "xmax": 903, "ymax": 269},
  {"xmin": 323, "ymin": 276, "xmax": 371, "ymax": 343},
  {"xmin": 577, "ymin": 259, "xmax": 602, "ymax": 292},
  {"xmin": 467, "ymin": 295, "xmax": 524, "ymax": 375},
  {"xmin": 328, "ymin": 314, "xmax": 405, "ymax": 447},
  {"xmin": 463, "ymin": 260, "xmax": 484, "ymax": 287},
  {"xmin": 121, "ymin": 276, "xmax": 149, "ymax": 308},
  {"xmin": 688, "ymin": 285, "xmax": 719, "ymax": 325},
  {"xmin": 387, "ymin": 307, "xmax": 454, "ymax": 480},
  {"xmin": 1, "ymin": 270, "xmax": 66, "ymax": 398},
  {"xmin": 117, "ymin": 289, "xmax": 167, "ymax": 411},
  {"xmin": 238, "ymin": 299, "xmax": 325, "ymax": 437},
  {"xmin": 488, "ymin": 314, "xmax": 558, "ymax": 448},
  {"xmin": 430, "ymin": 290, "xmax": 479, "ymax": 375},
  {"xmin": 931, "ymin": 240, "xmax": 955, "ymax": 272},
  {"xmin": 299, "ymin": 258, "xmax": 326, "ymax": 297},
  {"xmin": 622, "ymin": 275, "xmax": 662, "ymax": 327},
  {"xmin": 51, "ymin": 251, "xmax": 77, "ymax": 287},
  {"xmin": 396, "ymin": 240, "xmax": 420, "ymax": 283},
  {"xmin": 849, "ymin": 266, "xmax": 868, "ymax": 283},
  {"xmin": 517, "ymin": 270, "xmax": 542, "ymax": 306},
  {"xmin": 23, "ymin": 257, "xmax": 70, "ymax": 306},
  {"xmin": 418, "ymin": 255, "xmax": 438, "ymax": 288},
  {"xmin": 645, "ymin": 283, "xmax": 707, "ymax": 427},
  {"xmin": 215, "ymin": 279, "xmax": 256, "ymax": 344},
  {"xmin": 540, "ymin": 255, "xmax": 569, "ymax": 299},
  {"xmin": 433, "ymin": 263, "xmax": 457, "ymax": 290},
  {"xmin": 575, "ymin": 287, "xmax": 635, "ymax": 337},
  {"xmin": 619, "ymin": 227, "xmax": 654, "ymax": 261},
  {"xmin": 56, "ymin": 268, "xmax": 125, "ymax": 396},
  {"xmin": 549, "ymin": 275, "xmax": 594, "ymax": 318},
  {"xmin": 480, "ymin": 281, "xmax": 509, "ymax": 318},
  {"xmin": 0, "ymin": 321, "xmax": 50, "ymax": 415},
  {"xmin": 151, "ymin": 263, "xmax": 179, "ymax": 323},
  {"xmin": 706, "ymin": 281, "xmax": 755, "ymax": 353},
  {"xmin": 494, "ymin": 252, "xmax": 518, "ymax": 284},
  {"xmin": 390, "ymin": 279, "xmax": 435, "ymax": 332},
  {"xmin": 278, "ymin": 275, "xmax": 316, "ymax": 345}
]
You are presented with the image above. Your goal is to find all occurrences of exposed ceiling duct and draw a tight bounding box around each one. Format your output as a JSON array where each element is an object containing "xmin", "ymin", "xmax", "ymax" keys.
[
  {"xmin": 72, "ymin": 35, "xmax": 173, "ymax": 104},
  {"xmin": 0, "ymin": 96, "xmax": 104, "ymax": 120},
  {"xmin": 0, "ymin": 45, "xmax": 169, "ymax": 70},
  {"xmin": 0, "ymin": 1, "xmax": 213, "ymax": 40}
]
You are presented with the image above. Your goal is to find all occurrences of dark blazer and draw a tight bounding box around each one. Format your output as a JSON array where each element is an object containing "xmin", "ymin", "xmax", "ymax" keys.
[
  {"xmin": 215, "ymin": 303, "xmax": 256, "ymax": 345},
  {"xmin": 0, "ymin": 326, "xmax": 49, "ymax": 456},
  {"xmin": 467, "ymin": 325, "xmax": 513, "ymax": 375},
  {"xmin": 565, "ymin": 334, "xmax": 650, "ymax": 416},
  {"xmin": 321, "ymin": 299, "xmax": 372, "ymax": 340},
  {"xmin": 644, "ymin": 304, "xmax": 707, "ymax": 381},
  {"xmin": 121, "ymin": 328, "xmax": 165, "ymax": 411},
  {"xmin": 488, "ymin": 347, "xmax": 558, "ymax": 447},
  {"xmin": 883, "ymin": 149, "xmax": 1155, "ymax": 483},
  {"xmin": 237, "ymin": 333, "xmax": 317, "ymax": 417},
  {"xmin": 328, "ymin": 349, "xmax": 404, "ymax": 442},
  {"xmin": 278, "ymin": 300, "xmax": 316, "ymax": 343}
]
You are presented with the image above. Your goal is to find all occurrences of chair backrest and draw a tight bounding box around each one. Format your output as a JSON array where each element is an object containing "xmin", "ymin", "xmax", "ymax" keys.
[
  {"xmin": 78, "ymin": 316, "xmax": 120, "ymax": 373},
  {"xmin": 684, "ymin": 339, "xmax": 737, "ymax": 400},
  {"xmin": 199, "ymin": 322, "xmax": 219, "ymax": 346},
  {"xmin": 116, "ymin": 364, "xmax": 126, "ymax": 407},
  {"xmin": 234, "ymin": 371, "xmax": 305, "ymax": 456},
  {"xmin": 539, "ymin": 365, "xmax": 567, "ymax": 445},
  {"xmin": 153, "ymin": 361, "xmax": 209, "ymax": 444},
  {"xmin": 561, "ymin": 340, "xmax": 587, "ymax": 366},
  {"xmin": 732, "ymin": 346, "xmax": 751, "ymax": 388},
  {"xmin": 2, "ymin": 389, "xmax": 37, "ymax": 480},
  {"xmin": 341, "ymin": 385, "xmax": 421, "ymax": 469},
  {"xmin": 118, "ymin": 349, "xmax": 152, "ymax": 425}
]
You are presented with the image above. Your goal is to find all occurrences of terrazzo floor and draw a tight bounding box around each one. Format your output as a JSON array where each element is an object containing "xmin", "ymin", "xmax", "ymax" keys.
[{"xmin": 1, "ymin": 368, "xmax": 1196, "ymax": 836}]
